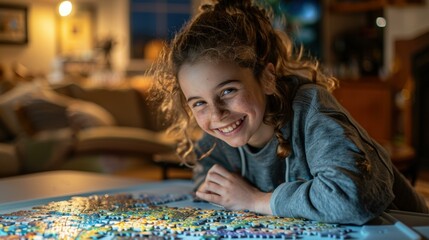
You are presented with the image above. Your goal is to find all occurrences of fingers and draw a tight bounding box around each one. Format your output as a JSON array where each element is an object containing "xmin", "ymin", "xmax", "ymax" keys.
[
  {"xmin": 196, "ymin": 164, "xmax": 231, "ymax": 204},
  {"xmin": 197, "ymin": 164, "xmax": 243, "ymax": 207},
  {"xmin": 206, "ymin": 172, "xmax": 228, "ymax": 188},
  {"xmin": 195, "ymin": 190, "xmax": 221, "ymax": 204},
  {"xmin": 209, "ymin": 164, "xmax": 231, "ymax": 178},
  {"xmin": 202, "ymin": 176, "xmax": 225, "ymax": 196},
  {"xmin": 196, "ymin": 180, "xmax": 223, "ymax": 205},
  {"xmin": 205, "ymin": 164, "xmax": 234, "ymax": 187}
]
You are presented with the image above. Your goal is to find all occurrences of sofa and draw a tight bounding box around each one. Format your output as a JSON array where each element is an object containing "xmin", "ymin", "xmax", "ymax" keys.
[{"xmin": 0, "ymin": 78, "xmax": 176, "ymax": 178}]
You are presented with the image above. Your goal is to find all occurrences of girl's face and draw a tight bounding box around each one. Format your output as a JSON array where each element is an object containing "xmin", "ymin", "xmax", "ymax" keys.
[{"xmin": 178, "ymin": 61, "xmax": 275, "ymax": 148}]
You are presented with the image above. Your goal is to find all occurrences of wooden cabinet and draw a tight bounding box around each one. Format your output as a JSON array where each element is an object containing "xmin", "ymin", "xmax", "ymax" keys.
[
  {"xmin": 324, "ymin": 1, "xmax": 385, "ymax": 79},
  {"xmin": 333, "ymin": 80, "xmax": 418, "ymax": 184},
  {"xmin": 325, "ymin": 0, "xmax": 425, "ymax": 79},
  {"xmin": 332, "ymin": 80, "xmax": 393, "ymax": 145}
]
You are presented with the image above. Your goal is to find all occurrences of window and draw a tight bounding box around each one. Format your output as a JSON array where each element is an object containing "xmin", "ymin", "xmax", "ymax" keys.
[
  {"xmin": 129, "ymin": 0, "xmax": 192, "ymax": 60},
  {"xmin": 280, "ymin": 0, "xmax": 322, "ymax": 59},
  {"xmin": 257, "ymin": 0, "xmax": 323, "ymax": 59}
]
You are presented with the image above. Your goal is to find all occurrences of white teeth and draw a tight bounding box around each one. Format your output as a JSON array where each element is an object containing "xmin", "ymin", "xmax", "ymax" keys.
[{"xmin": 218, "ymin": 118, "xmax": 244, "ymax": 133}]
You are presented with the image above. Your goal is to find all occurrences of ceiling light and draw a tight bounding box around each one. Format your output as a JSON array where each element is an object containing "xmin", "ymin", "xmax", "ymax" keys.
[{"xmin": 59, "ymin": 1, "xmax": 73, "ymax": 17}]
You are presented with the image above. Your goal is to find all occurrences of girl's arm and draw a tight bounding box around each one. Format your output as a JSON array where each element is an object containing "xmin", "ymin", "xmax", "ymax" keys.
[{"xmin": 270, "ymin": 87, "xmax": 395, "ymax": 224}]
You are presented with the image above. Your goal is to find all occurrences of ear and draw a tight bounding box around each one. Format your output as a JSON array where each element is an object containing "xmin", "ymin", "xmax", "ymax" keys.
[{"xmin": 261, "ymin": 63, "xmax": 276, "ymax": 95}]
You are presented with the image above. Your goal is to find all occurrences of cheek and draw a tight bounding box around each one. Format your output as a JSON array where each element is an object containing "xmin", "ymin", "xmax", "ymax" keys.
[
  {"xmin": 234, "ymin": 93, "xmax": 264, "ymax": 112},
  {"xmin": 238, "ymin": 95, "xmax": 266, "ymax": 121},
  {"xmin": 193, "ymin": 110, "xmax": 209, "ymax": 129}
]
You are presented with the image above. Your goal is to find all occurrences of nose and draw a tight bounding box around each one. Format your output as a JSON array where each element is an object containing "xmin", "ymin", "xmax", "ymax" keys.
[{"xmin": 211, "ymin": 101, "xmax": 228, "ymax": 121}]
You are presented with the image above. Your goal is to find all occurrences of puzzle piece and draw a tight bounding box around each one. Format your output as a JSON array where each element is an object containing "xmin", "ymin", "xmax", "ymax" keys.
[{"xmin": 0, "ymin": 192, "xmax": 353, "ymax": 239}]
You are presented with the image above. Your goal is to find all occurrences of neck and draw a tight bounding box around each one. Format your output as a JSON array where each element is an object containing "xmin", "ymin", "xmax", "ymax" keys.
[{"xmin": 247, "ymin": 123, "xmax": 274, "ymax": 149}]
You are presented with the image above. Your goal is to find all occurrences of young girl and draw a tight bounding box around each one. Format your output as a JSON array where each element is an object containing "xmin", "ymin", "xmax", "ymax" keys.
[{"xmin": 150, "ymin": 0, "xmax": 428, "ymax": 224}]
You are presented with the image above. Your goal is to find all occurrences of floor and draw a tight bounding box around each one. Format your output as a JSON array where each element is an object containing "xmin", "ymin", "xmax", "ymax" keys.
[{"xmin": 114, "ymin": 161, "xmax": 429, "ymax": 207}]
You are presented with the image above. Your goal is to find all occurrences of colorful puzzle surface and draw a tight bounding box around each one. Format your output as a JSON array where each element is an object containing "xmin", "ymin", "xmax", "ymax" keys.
[{"xmin": 0, "ymin": 192, "xmax": 354, "ymax": 239}]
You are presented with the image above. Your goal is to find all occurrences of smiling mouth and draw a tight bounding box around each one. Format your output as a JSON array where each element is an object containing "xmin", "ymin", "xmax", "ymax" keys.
[{"xmin": 217, "ymin": 117, "xmax": 245, "ymax": 134}]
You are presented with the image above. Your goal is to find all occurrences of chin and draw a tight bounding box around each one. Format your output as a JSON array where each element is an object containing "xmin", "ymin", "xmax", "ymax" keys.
[{"xmin": 222, "ymin": 138, "xmax": 247, "ymax": 148}]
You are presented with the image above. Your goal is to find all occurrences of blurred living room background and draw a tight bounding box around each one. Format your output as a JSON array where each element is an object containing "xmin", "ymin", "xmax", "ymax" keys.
[{"xmin": 0, "ymin": 0, "xmax": 428, "ymax": 198}]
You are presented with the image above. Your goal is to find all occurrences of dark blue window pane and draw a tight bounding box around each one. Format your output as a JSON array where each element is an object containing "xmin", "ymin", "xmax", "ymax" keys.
[
  {"xmin": 131, "ymin": 13, "xmax": 158, "ymax": 38},
  {"xmin": 167, "ymin": 13, "xmax": 190, "ymax": 39},
  {"xmin": 130, "ymin": 0, "xmax": 191, "ymax": 59},
  {"xmin": 131, "ymin": 0, "xmax": 157, "ymax": 4},
  {"xmin": 167, "ymin": 0, "xmax": 191, "ymax": 4}
]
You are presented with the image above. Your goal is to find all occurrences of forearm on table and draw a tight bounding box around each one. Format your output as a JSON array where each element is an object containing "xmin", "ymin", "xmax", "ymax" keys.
[{"xmin": 251, "ymin": 191, "xmax": 273, "ymax": 215}]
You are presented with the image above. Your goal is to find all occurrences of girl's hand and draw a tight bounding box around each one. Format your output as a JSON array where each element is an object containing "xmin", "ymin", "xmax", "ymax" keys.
[{"xmin": 196, "ymin": 164, "xmax": 272, "ymax": 214}]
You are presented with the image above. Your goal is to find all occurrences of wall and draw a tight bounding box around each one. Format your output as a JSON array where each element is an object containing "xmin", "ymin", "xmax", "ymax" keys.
[
  {"xmin": 385, "ymin": 0, "xmax": 429, "ymax": 74},
  {"xmin": 0, "ymin": 0, "xmax": 56, "ymax": 79},
  {"xmin": 0, "ymin": 0, "xmax": 129, "ymax": 80},
  {"xmin": 1, "ymin": 0, "xmax": 427, "ymax": 80},
  {"xmin": 96, "ymin": 0, "xmax": 129, "ymax": 73}
]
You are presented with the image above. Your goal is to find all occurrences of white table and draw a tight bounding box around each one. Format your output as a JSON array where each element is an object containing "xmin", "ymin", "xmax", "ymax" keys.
[{"xmin": 0, "ymin": 170, "xmax": 144, "ymax": 205}]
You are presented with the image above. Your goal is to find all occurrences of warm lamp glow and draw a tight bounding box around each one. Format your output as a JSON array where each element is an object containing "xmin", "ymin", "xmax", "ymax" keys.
[{"xmin": 59, "ymin": 1, "xmax": 73, "ymax": 17}]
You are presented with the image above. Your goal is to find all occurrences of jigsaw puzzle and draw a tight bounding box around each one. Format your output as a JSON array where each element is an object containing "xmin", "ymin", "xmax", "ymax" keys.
[{"xmin": 0, "ymin": 191, "xmax": 354, "ymax": 239}]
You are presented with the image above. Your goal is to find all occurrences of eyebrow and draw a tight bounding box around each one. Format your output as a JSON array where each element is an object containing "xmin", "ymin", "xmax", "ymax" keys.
[{"xmin": 186, "ymin": 79, "xmax": 240, "ymax": 103}]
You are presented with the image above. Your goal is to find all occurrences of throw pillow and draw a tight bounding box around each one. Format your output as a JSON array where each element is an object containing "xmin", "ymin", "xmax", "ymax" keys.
[
  {"xmin": 0, "ymin": 81, "xmax": 45, "ymax": 136},
  {"xmin": 67, "ymin": 100, "xmax": 116, "ymax": 131}
]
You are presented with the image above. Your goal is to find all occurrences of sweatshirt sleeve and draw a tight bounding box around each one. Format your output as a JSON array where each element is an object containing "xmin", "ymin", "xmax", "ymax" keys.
[
  {"xmin": 192, "ymin": 134, "xmax": 241, "ymax": 191},
  {"xmin": 270, "ymin": 88, "xmax": 395, "ymax": 225}
]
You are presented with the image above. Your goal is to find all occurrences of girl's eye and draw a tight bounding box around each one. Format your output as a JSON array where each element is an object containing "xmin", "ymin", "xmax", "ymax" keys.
[
  {"xmin": 192, "ymin": 101, "xmax": 206, "ymax": 108},
  {"xmin": 220, "ymin": 88, "xmax": 236, "ymax": 97}
]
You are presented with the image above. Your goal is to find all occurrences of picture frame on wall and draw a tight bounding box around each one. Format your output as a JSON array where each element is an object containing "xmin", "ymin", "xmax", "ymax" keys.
[{"xmin": 0, "ymin": 4, "xmax": 28, "ymax": 44}]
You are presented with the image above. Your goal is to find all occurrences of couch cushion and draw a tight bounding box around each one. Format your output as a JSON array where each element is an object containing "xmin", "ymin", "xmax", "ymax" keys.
[
  {"xmin": 0, "ymin": 81, "xmax": 46, "ymax": 136},
  {"xmin": 70, "ymin": 87, "xmax": 147, "ymax": 128},
  {"xmin": 0, "ymin": 143, "xmax": 20, "ymax": 176},
  {"xmin": 0, "ymin": 117, "xmax": 14, "ymax": 142},
  {"xmin": 15, "ymin": 98, "xmax": 70, "ymax": 135},
  {"xmin": 0, "ymin": 79, "xmax": 15, "ymax": 95},
  {"xmin": 67, "ymin": 100, "xmax": 116, "ymax": 131},
  {"xmin": 15, "ymin": 128, "xmax": 74, "ymax": 173},
  {"xmin": 75, "ymin": 126, "xmax": 175, "ymax": 156},
  {"xmin": 52, "ymin": 82, "xmax": 84, "ymax": 98}
]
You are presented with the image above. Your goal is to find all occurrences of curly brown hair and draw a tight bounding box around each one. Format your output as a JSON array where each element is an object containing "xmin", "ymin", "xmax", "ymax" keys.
[{"xmin": 149, "ymin": 0, "xmax": 338, "ymax": 164}]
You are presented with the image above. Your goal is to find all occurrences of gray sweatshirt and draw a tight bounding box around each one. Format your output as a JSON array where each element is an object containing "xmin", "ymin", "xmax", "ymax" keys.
[{"xmin": 193, "ymin": 76, "xmax": 428, "ymax": 225}]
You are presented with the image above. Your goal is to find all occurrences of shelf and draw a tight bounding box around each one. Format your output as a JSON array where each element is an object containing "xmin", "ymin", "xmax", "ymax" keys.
[
  {"xmin": 389, "ymin": 0, "xmax": 425, "ymax": 5},
  {"xmin": 339, "ymin": 76, "xmax": 386, "ymax": 82},
  {"xmin": 330, "ymin": 0, "xmax": 387, "ymax": 13},
  {"xmin": 330, "ymin": 0, "xmax": 425, "ymax": 13}
]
